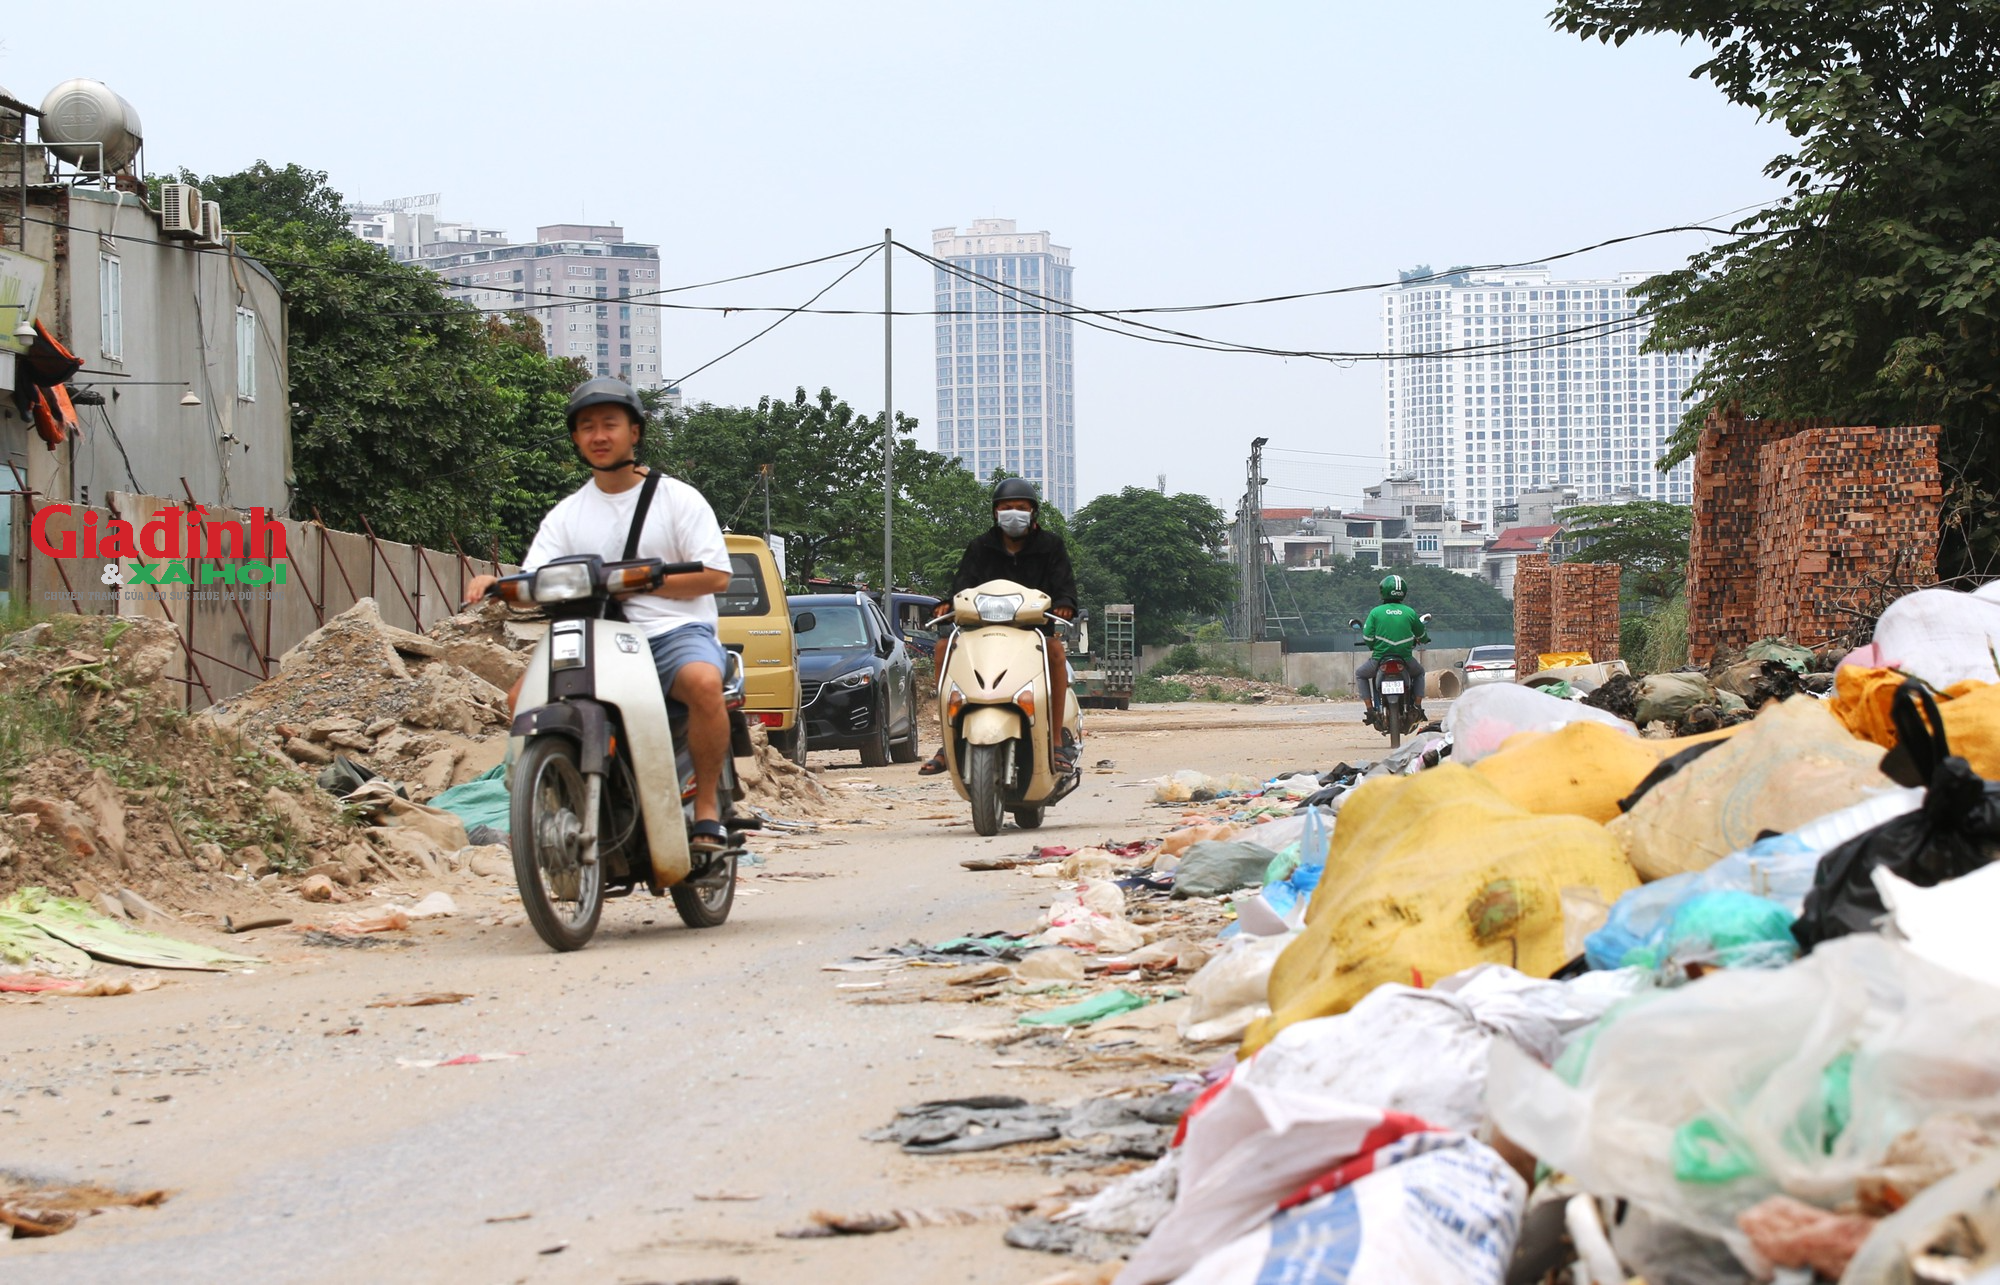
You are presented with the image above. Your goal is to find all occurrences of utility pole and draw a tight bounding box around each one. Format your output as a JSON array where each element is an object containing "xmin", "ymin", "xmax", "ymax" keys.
[
  {"xmin": 760, "ymin": 463, "xmax": 772, "ymax": 537},
  {"xmin": 1237, "ymin": 437, "xmax": 1269, "ymax": 641},
  {"xmin": 882, "ymin": 227, "xmax": 894, "ymax": 602}
]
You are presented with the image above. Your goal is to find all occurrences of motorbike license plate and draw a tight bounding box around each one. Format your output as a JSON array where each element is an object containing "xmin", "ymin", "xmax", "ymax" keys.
[{"xmin": 1379, "ymin": 680, "xmax": 1406, "ymax": 694}]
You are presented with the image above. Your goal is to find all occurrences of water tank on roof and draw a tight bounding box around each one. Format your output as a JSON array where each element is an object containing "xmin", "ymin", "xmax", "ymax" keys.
[{"xmin": 38, "ymin": 79, "xmax": 143, "ymax": 172}]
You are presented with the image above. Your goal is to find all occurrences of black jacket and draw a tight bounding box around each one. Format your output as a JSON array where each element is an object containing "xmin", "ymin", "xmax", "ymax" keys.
[{"xmin": 949, "ymin": 526, "xmax": 1078, "ymax": 612}]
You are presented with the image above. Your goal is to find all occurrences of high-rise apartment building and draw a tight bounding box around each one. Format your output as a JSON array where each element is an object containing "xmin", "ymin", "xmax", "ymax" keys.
[
  {"xmin": 1382, "ymin": 268, "xmax": 1697, "ymax": 529},
  {"xmin": 932, "ymin": 219, "xmax": 1077, "ymax": 514},
  {"xmin": 349, "ymin": 201, "xmax": 669, "ymax": 392}
]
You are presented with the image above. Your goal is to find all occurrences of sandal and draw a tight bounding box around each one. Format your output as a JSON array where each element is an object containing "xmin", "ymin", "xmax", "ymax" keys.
[
  {"xmin": 689, "ymin": 819, "xmax": 730, "ymax": 854},
  {"xmin": 918, "ymin": 747, "xmax": 949, "ymax": 776}
]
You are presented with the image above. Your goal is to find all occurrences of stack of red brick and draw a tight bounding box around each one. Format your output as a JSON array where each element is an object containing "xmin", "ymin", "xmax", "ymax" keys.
[
  {"xmin": 1686, "ymin": 414, "xmax": 1941, "ymax": 665},
  {"xmin": 1510, "ymin": 553, "xmax": 1621, "ymax": 673},
  {"xmin": 1513, "ymin": 554, "xmax": 1553, "ymax": 673},
  {"xmin": 1554, "ymin": 562, "xmax": 1623, "ymax": 666}
]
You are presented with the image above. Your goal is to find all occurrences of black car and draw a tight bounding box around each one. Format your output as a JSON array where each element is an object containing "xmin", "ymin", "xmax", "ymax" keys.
[{"xmin": 789, "ymin": 593, "xmax": 921, "ymax": 767}]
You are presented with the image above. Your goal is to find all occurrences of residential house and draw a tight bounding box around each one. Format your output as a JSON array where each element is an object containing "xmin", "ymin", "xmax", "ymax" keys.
[
  {"xmin": 1, "ymin": 84, "xmax": 291, "ymax": 563},
  {"xmin": 1484, "ymin": 523, "xmax": 1560, "ymax": 599}
]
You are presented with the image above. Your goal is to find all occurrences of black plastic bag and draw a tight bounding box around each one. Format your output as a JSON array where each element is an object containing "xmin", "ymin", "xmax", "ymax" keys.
[{"xmin": 1793, "ymin": 682, "xmax": 2000, "ymax": 951}]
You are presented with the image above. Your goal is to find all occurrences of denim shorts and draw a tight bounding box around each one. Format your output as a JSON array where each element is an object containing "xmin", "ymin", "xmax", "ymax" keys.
[{"xmin": 647, "ymin": 622, "xmax": 728, "ymax": 697}]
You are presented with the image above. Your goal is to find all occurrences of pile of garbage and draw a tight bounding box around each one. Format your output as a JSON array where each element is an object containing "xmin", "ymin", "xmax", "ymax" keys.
[{"xmin": 889, "ymin": 579, "xmax": 2000, "ymax": 1283}]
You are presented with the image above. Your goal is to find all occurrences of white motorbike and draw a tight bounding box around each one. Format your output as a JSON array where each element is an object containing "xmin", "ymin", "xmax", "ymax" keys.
[
  {"xmin": 489, "ymin": 554, "xmax": 750, "ymax": 951},
  {"xmin": 934, "ymin": 579, "xmax": 1083, "ymax": 836}
]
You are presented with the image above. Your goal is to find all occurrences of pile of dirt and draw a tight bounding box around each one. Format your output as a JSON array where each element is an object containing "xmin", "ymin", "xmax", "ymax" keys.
[
  {"xmin": 1174, "ymin": 675, "xmax": 1306, "ymax": 705},
  {"xmin": 737, "ymin": 722, "xmax": 841, "ymax": 818},
  {"xmin": 0, "ymin": 614, "xmax": 397, "ymax": 910},
  {"xmin": 201, "ymin": 599, "xmax": 525, "ymax": 801}
]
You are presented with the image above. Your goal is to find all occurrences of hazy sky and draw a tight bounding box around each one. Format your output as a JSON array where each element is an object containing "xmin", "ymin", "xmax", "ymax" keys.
[{"xmin": 3, "ymin": 2, "xmax": 1786, "ymax": 515}]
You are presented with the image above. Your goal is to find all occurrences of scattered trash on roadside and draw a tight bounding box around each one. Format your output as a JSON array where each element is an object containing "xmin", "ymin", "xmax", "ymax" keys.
[
  {"xmin": 0, "ymin": 1179, "xmax": 168, "ymax": 1239},
  {"xmin": 396, "ymin": 1051, "xmax": 525, "ymax": 1069},
  {"xmin": 366, "ymin": 992, "xmax": 473, "ymax": 1008},
  {"xmin": 776, "ymin": 1203, "xmax": 1015, "ymax": 1238}
]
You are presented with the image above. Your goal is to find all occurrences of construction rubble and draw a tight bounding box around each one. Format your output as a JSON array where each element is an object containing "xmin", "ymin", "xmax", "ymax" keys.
[
  {"xmin": 829, "ymin": 580, "xmax": 2000, "ymax": 1285},
  {"xmin": 0, "ymin": 599, "xmax": 850, "ymax": 989}
]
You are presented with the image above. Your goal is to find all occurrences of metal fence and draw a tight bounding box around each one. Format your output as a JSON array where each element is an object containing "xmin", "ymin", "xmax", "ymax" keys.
[{"xmin": 6, "ymin": 473, "xmax": 520, "ymax": 710}]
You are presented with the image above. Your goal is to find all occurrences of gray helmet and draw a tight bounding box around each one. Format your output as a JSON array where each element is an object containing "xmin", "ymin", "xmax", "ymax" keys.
[
  {"xmin": 991, "ymin": 477, "xmax": 1040, "ymax": 513},
  {"xmin": 565, "ymin": 376, "xmax": 645, "ymax": 435}
]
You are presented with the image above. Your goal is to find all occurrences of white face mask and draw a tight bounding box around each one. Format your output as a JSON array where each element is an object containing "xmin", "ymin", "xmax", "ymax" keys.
[{"xmin": 995, "ymin": 510, "xmax": 1033, "ymax": 537}]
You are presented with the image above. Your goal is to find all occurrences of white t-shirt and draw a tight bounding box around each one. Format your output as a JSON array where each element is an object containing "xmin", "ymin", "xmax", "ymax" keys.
[{"xmin": 522, "ymin": 472, "xmax": 731, "ymax": 638}]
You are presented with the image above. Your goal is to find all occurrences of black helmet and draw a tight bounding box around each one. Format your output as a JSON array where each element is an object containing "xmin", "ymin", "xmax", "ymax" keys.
[
  {"xmin": 992, "ymin": 477, "xmax": 1040, "ymax": 512},
  {"xmin": 566, "ymin": 376, "xmax": 646, "ymax": 435}
]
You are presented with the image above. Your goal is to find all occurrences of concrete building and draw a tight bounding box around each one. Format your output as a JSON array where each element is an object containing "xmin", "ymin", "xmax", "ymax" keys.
[
  {"xmin": 416, "ymin": 222, "xmax": 667, "ymax": 390},
  {"xmin": 1360, "ymin": 474, "xmax": 1486, "ymax": 576},
  {"xmin": 1, "ymin": 146, "xmax": 291, "ymax": 527},
  {"xmin": 931, "ymin": 219, "xmax": 1077, "ymax": 514},
  {"xmin": 1382, "ymin": 267, "xmax": 1698, "ymax": 530}
]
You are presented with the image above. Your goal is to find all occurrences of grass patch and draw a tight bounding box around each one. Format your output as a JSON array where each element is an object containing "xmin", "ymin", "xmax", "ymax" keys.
[
  {"xmin": 1296, "ymin": 683, "xmax": 1321, "ymax": 697},
  {"xmin": 1134, "ymin": 674, "xmax": 1192, "ymax": 703}
]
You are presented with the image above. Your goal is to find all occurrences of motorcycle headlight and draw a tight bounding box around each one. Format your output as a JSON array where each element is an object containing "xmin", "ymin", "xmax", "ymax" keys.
[
  {"xmin": 828, "ymin": 667, "xmax": 873, "ymax": 691},
  {"xmin": 975, "ymin": 592, "xmax": 1024, "ymax": 623},
  {"xmin": 532, "ymin": 563, "xmax": 594, "ymax": 604}
]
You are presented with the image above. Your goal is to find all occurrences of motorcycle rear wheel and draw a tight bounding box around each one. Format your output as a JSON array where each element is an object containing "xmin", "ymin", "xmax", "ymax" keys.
[
  {"xmin": 671, "ymin": 849, "xmax": 736, "ymax": 928},
  {"xmin": 967, "ymin": 742, "xmax": 1006, "ymax": 837},
  {"xmin": 1012, "ymin": 806, "xmax": 1045, "ymax": 830},
  {"xmin": 512, "ymin": 737, "xmax": 604, "ymax": 951},
  {"xmin": 1385, "ymin": 701, "xmax": 1404, "ymax": 750}
]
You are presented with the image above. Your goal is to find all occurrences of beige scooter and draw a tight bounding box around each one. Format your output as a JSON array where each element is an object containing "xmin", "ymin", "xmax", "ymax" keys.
[{"xmin": 934, "ymin": 579, "xmax": 1083, "ymax": 836}]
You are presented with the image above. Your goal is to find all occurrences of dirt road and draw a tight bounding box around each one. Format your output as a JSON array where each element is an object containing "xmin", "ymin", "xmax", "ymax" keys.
[{"xmin": 3, "ymin": 701, "xmax": 1399, "ymax": 1284}]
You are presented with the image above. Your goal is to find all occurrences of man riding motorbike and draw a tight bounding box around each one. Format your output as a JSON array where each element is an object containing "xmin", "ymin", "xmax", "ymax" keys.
[
  {"xmin": 1355, "ymin": 573, "xmax": 1430, "ymax": 725},
  {"xmin": 920, "ymin": 477, "xmax": 1080, "ymax": 775},
  {"xmin": 464, "ymin": 376, "xmax": 736, "ymax": 855}
]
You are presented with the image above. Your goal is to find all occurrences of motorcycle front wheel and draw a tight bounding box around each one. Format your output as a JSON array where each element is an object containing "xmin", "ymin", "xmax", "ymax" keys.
[
  {"xmin": 967, "ymin": 742, "xmax": 1007, "ymax": 837},
  {"xmin": 511, "ymin": 737, "xmax": 604, "ymax": 951}
]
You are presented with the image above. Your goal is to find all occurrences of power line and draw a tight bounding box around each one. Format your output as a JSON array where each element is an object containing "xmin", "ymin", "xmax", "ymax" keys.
[{"xmin": 669, "ymin": 244, "xmax": 882, "ymax": 387}]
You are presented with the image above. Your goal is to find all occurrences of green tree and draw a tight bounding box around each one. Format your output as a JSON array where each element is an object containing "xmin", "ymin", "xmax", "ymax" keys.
[
  {"xmin": 1552, "ymin": 0, "xmax": 2000, "ymax": 574},
  {"xmin": 181, "ymin": 160, "xmax": 589, "ymax": 559},
  {"xmin": 1069, "ymin": 488, "xmax": 1233, "ymax": 644},
  {"xmin": 177, "ymin": 161, "xmax": 349, "ymax": 239},
  {"xmin": 1557, "ymin": 500, "xmax": 1692, "ymax": 604}
]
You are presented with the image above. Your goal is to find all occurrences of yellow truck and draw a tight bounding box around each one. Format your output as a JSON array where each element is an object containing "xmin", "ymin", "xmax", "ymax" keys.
[{"xmin": 716, "ymin": 534, "xmax": 804, "ymax": 763}]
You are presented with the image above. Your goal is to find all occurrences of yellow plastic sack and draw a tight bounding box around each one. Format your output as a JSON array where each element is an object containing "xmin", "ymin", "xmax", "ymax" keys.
[
  {"xmin": 1245, "ymin": 764, "xmax": 1638, "ymax": 1055},
  {"xmin": 1539, "ymin": 651, "xmax": 1592, "ymax": 670},
  {"xmin": 1607, "ymin": 695, "xmax": 1892, "ymax": 882},
  {"xmin": 1831, "ymin": 667, "xmax": 2000, "ymax": 780},
  {"xmin": 1474, "ymin": 722, "xmax": 1750, "ymax": 824}
]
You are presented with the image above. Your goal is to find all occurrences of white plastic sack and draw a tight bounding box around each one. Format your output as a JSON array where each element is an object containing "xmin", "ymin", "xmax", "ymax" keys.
[
  {"xmin": 1488, "ymin": 935, "xmax": 2000, "ymax": 1259},
  {"xmin": 1530, "ymin": 660, "xmax": 1631, "ymax": 695},
  {"xmin": 1445, "ymin": 682, "xmax": 1637, "ymax": 764},
  {"xmin": 1034, "ymin": 879, "xmax": 1145, "ymax": 953},
  {"xmin": 1877, "ymin": 860, "xmax": 2000, "ymax": 990},
  {"xmin": 1240, "ymin": 965, "xmax": 1639, "ymax": 1135},
  {"xmin": 1116, "ymin": 1092, "xmax": 1524, "ymax": 1285},
  {"xmin": 1871, "ymin": 582, "xmax": 2000, "ymax": 690},
  {"xmin": 1838, "ymin": 1150, "xmax": 2000, "ymax": 1285},
  {"xmin": 1179, "ymin": 931, "xmax": 1293, "ymax": 1043},
  {"xmin": 1159, "ymin": 1133, "xmax": 1525, "ymax": 1285}
]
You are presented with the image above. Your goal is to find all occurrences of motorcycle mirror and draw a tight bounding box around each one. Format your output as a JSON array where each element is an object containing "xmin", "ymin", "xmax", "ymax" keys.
[
  {"xmin": 792, "ymin": 612, "xmax": 816, "ymax": 633},
  {"xmin": 1348, "ymin": 619, "xmax": 1363, "ymax": 630},
  {"xmin": 1420, "ymin": 613, "xmax": 1434, "ymax": 623}
]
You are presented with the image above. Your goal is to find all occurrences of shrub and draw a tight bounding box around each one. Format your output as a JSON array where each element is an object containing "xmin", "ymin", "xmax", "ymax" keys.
[
  {"xmin": 1134, "ymin": 674, "xmax": 1192, "ymax": 703},
  {"xmin": 1296, "ymin": 683, "xmax": 1321, "ymax": 697},
  {"xmin": 1152, "ymin": 643, "xmax": 1205, "ymax": 675}
]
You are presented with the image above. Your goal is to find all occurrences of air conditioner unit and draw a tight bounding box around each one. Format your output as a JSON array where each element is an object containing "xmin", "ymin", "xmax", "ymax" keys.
[
  {"xmin": 157, "ymin": 182, "xmax": 201, "ymax": 238},
  {"xmin": 197, "ymin": 201, "xmax": 224, "ymax": 245}
]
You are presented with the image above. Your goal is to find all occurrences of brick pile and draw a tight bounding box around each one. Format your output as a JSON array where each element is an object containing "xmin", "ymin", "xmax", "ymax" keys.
[
  {"xmin": 1512, "ymin": 554, "xmax": 1553, "ymax": 674},
  {"xmin": 1554, "ymin": 562, "xmax": 1623, "ymax": 664},
  {"xmin": 1686, "ymin": 413, "xmax": 1941, "ymax": 664},
  {"xmin": 1755, "ymin": 424, "xmax": 1941, "ymax": 646},
  {"xmin": 1686, "ymin": 413, "xmax": 1800, "ymax": 664}
]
